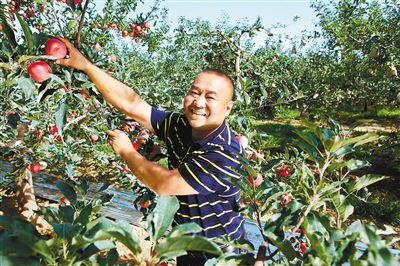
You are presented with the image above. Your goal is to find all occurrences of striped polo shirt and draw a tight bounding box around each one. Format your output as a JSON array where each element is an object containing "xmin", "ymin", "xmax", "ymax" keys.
[{"xmin": 151, "ymin": 107, "xmax": 245, "ymax": 240}]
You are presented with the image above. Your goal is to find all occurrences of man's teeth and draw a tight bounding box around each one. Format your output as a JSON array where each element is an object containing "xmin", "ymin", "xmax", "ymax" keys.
[{"xmin": 192, "ymin": 110, "xmax": 206, "ymax": 116}]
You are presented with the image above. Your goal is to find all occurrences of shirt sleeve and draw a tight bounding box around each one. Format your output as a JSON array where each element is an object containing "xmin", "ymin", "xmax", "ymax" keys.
[
  {"xmin": 178, "ymin": 148, "xmax": 243, "ymax": 195},
  {"xmin": 151, "ymin": 107, "xmax": 171, "ymax": 142}
]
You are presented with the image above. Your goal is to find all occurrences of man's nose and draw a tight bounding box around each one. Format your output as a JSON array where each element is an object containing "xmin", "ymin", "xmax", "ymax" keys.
[{"xmin": 193, "ymin": 95, "xmax": 206, "ymax": 107}]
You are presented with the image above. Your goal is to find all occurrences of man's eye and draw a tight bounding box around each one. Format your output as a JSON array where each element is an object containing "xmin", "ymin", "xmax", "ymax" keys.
[
  {"xmin": 207, "ymin": 97, "xmax": 215, "ymax": 100},
  {"xmin": 191, "ymin": 91, "xmax": 199, "ymax": 95}
]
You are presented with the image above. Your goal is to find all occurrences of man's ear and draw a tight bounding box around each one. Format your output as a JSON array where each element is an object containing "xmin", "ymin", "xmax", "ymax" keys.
[{"xmin": 225, "ymin": 100, "xmax": 234, "ymax": 117}]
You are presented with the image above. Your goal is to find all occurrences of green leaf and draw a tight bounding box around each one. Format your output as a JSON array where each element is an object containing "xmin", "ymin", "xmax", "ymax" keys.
[
  {"xmin": 331, "ymin": 146, "xmax": 353, "ymax": 158},
  {"xmin": 75, "ymin": 204, "xmax": 92, "ymax": 225},
  {"xmin": 0, "ymin": 255, "xmax": 43, "ymax": 266},
  {"xmin": 106, "ymin": 220, "xmax": 141, "ymax": 255},
  {"xmin": 55, "ymin": 98, "xmax": 68, "ymax": 135},
  {"xmin": 155, "ymin": 236, "xmax": 222, "ymax": 259},
  {"xmin": 59, "ymin": 205, "xmax": 75, "ymax": 224},
  {"xmin": 0, "ymin": 10, "xmax": 17, "ymax": 50},
  {"xmin": 82, "ymin": 219, "xmax": 113, "ymax": 242},
  {"xmin": 346, "ymin": 174, "xmax": 389, "ymax": 194},
  {"xmin": 338, "ymin": 133, "xmax": 379, "ymax": 151},
  {"xmin": 267, "ymin": 236, "xmax": 300, "ymax": 261},
  {"xmin": 56, "ymin": 180, "xmax": 77, "ymax": 204},
  {"xmin": 293, "ymin": 129, "xmax": 319, "ymax": 148},
  {"xmin": 53, "ymin": 223, "xmax": 83, "ymax": 239},
  {"xmin": 49, "ymin": 74, "xmax": 64, "ymax": 84},
  {"xmin": 147, "ymin": 196, "xmax": 179, "ymax": 241},
  {"xmin": 168, "ymin": 222, "xmax": 202, "ymax": 237},
  {"xmin": 64, "ymin": 69, "xmax": 72, "ymax": 83},
  {"xmin": 78, "ymin": 240, "xmax": 116, "ymax": 261},
  {"xmin": 347, "ymin": 160, "xmax": 370, "ymax": 171},
  {"xmin": 15, "ymin": 13, "xmax": 34, "ymax": 52},
  {"xmin": 17, "ymin": 74, "xmax": 36, "ymax": 98},
  {"xmin": 332, "ymin": 194, "xmax": 354, "ymax": 223}
]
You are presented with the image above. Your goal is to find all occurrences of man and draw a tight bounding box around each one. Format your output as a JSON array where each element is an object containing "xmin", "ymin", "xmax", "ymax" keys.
[{"xmin": 56, "ymin": 38, "xmax": 245, "ymax": 265}]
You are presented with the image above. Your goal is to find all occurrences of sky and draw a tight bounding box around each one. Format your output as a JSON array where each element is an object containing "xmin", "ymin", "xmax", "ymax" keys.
[{"xmin": 93, "ymin": 0, "xmax": 320, "ymax": 47}]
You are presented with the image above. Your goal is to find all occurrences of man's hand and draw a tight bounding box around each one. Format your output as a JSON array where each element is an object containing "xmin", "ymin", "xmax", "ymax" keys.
[
  {"xmin": 106, "ymin": 129, "xmax": 134, "ymax": 156},
  {"xmin": 55, "ymin": 37, "xmax": 91, "ymax": 72}
]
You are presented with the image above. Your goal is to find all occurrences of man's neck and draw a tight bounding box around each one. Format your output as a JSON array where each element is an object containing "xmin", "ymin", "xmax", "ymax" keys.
[{"xmin": 192, "ymin": 129, "xmax": 214, "ymax": 141}]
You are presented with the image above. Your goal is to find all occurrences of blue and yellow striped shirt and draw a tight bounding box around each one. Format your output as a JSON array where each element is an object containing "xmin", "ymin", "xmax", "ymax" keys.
[{"xmin": 151, "ymin": 107, "xmax": 245, "ymax": 239}]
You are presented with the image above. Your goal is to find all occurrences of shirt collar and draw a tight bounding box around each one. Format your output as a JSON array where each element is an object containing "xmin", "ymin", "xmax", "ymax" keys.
[{"xmin": 192, "ymin": 120, "xmax": 227, "ymax": 147}]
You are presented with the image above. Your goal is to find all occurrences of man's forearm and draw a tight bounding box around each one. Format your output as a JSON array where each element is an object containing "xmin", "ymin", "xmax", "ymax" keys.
[
  {"xmin": 121, "ymin": 150, "xmax": 170, "ymax": 194},
  {"xmin": 83, "ymin": 64, "xmax": 141, "ymax": 115},
  {"xmin": 120, "ymin": 150, "xmax": 198, "ymax": 196}
]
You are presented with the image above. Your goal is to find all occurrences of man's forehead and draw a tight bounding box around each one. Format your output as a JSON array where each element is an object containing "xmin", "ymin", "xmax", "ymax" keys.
[{"xmin": 190, "ymin": 85, "xmax": 218, "ymax": 94}]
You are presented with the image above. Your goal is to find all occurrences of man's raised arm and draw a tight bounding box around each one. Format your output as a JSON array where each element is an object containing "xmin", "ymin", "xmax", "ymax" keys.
[{"xmin": 56, "ymin": 38, "xmax": 153, "ymax": 132}]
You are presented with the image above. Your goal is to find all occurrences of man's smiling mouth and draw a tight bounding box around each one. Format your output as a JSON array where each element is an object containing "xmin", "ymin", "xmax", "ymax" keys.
[{"xmin": 191, "ymin": 109, "xmax": 207, "ymax": 116}]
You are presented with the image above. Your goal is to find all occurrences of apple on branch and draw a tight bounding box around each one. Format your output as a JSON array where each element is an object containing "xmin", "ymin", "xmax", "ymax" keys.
[
  {"xmin": 28, "ymin": 60, "xmax": 51, "ymax": 82},
  {"xmin": 45, "ymin": 38, "xmax": 67, "ymax": 59}
]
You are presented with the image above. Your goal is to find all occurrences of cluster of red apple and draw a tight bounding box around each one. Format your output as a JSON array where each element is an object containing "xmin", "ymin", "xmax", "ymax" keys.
[
  {"xmin": 7, "ymin": 0, "xmax": 44, "ymax": 21},
  {"xmin": 27, "ymin": 38, "xmax": 67, "ymax": 82},
  {"xmin": 90, "ymin": 21, "xmax": 150, "ymax": 44},
  {"xmin": 55, "ymin": 0, "xmax": 83, "ymax": 7}
]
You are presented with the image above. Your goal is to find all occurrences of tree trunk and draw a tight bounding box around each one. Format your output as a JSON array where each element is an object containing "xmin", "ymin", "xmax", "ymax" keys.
[{"xmin": 15, "ymin": 170, "xmax": 53, "ymax": 235}]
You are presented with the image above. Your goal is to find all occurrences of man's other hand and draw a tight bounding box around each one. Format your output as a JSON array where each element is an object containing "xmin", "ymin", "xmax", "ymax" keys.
[{"xmin": 106, "ymin": 129, "xmax": 134, "ymax": 156}]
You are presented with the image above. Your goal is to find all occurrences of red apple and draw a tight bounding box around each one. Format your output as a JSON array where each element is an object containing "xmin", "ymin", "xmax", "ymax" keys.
[
  {"xmin": 28, "ymin": 60, "xmax": 52, "ymax": 82},
  {"xmin": 109, "ymin": 22, "xmax": 118, "ymax": 29},
  {"xmin": 279, "ymin": 194, "xmax": 292, "ymax": 205},
  {"xmin": 27, "ymin": 162, "xmax": 41, "ymax": 173},
  {"xmin": 34, "ymin": 128, "xmax": 44, "ymax": 138},
  {"xmin": 134, "ymin": 25, "xmax": 142, "ymax": 34},
  {"xmin": 65, "ymin": 0, "xmax": 82, "ymax": 6},
  {"xmin": 122, "ymin": 165, "xmax": 131, "ymax": 172},
  {"xmin": 0, "ymin": 24, "xmax": 3, "ymax": 31},
  {"xmin": 22, "ymin": 12, "xmax": 28, "ymax": 20},
  {"xmin": 109, "ymin": 54, "xmax": 117, "ymax": 62},
  {"xmin": 235, "ymin": 135, "xmax": 249, "ymax": 149},
  {"xmin": 299, "ymin": 242, "xmax": 307, "ymax": 254},
  {"xmin": 139, "ymin": 200, "xmax": 151, "ymax": 209},
  {"xmin": 132, "ymin": 140, "xmax": 140, "ymax": 150},
  {"xmin": 59, "ymin": 84, "xmax": 68, "ymax": 92},
  {"xmin": 45, "ymin": 38, "xmax": 67, "ymax": 59},
  {"xmin": 137, "ymin": 130, "xmax": 149, "ymax": 144},
  {"xmin": 122, "ymin": 30, "xmax": 128, "ymax": 37},
  {"xmin": 143, "ymin": 22, "xmax": 150, "ymax": 30},
  {"xmin": 277, "ymin": 166, "xmax": 290, "ymax": 177},
  {"xmin": 48, "ymin": 124, "xmax": 58, "ymax": 134},
  {"xmin": 59, "ymin": 196, "xmax": 70, "ymax": 206},
  {"xmin": 248, "ymin": 172, "xmax": 263, "ymax": 187},
  {"xmin": 54, "ymin": 135, "xmax": 63, "ymax": 143},
  {"xmin": 93, "ymin": 43, "xmax": 101, "ymax": 51},
  {"xmin": 79, "ymin": 89, "xmax": 90, "ymax": 99},
  {"xmin": 90, "ymin": 134, "xmax": 99, "ymax": 143},
  {"xmin": 135, "ymin": 38, "xmax": 140, "ymax": 44}
]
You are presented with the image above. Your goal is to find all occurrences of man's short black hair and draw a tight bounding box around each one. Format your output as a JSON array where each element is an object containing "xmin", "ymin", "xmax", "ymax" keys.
[{"xmin": 199, "ymin": 68, "xmax": 235, "ymax": 101}]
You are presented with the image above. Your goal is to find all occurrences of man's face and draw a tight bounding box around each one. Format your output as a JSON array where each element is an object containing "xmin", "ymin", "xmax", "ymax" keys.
[{"xmin": 183, "ymin": 72, "xmax": 233, "ymax": 138}]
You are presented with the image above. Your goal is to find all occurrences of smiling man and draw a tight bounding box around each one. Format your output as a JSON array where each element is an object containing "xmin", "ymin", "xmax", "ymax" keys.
[{"xmin": 56, "ymin": 38, "xmax": 245, "ymax": 265}]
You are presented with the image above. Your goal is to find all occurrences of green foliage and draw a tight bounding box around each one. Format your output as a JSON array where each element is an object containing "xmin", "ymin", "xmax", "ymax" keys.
[{"xmin": 235, "ymin": 117, "xmax": 399, "ymax": 265}]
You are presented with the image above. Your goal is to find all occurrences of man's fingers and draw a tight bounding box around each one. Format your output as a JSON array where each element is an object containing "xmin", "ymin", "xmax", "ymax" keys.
[
  {"xmin": 106, "ymin": 130, "xmax": 117, "ymax": 137},
  {"xmin": 106, "ymin": 129, "xmax": 124, "ymax": 136},
  {"xmin": 56, "ymin": 58, "xmax": 69, "ymax": 66},
  {"xmin": 57, "ymin": 37, "xmax": 73, "ymax": 47}
]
